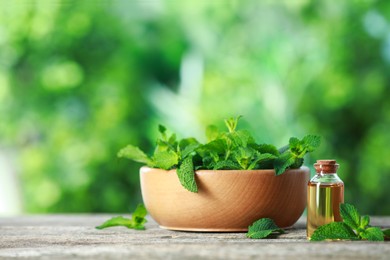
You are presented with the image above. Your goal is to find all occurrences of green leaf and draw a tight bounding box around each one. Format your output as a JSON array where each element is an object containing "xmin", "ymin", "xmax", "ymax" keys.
[
  {"xmin": 289, "ymin": 135, "xmax": 321, "ymax": 158},
  {"xmin": 224, "ymin": 116, "xmax": 242, "ymax": 133},
  {"xmin": 96, "ymin": 204, "xmax": 148, "ymax": 230},
  {"xmin": 213, "ymin": 160, "xmax": 241, "ymax": 170},
  {"xmin": 302, "ymin": 134, "xmax": 321, "ymax": 152},
  {"xmin": 248, "ymin": 153, "xmax": 277, "ymax": 170},
  {"xmin": 96, "ymin": 216, "xmax": 133, "ymax": 230},
  {"xmin": 117, "ymin": 145, "xmax": 152, "ymax": 165},
  {"xmin": 197, "ymin": 139, "xmax": 226, "ymax": 157},
  {"xmin": 152, "ymin": 150, "xmax": 179, "ymax": 170},
  {"xmin": 360, "ymin": 215, "xmax": 370, "ymax": 229},
  {"xmin": 289, "ymin": 137, "xmax": 301, "ymax": 150},
  {"xmin": 228, "ymin": 130, "xmax": 255, "ymax": 148},
  {"xmin": 206, "ymin": 125, "xmax": 220, "ymax": 141},
  {"xmin": 233, "ymin": 147, "xmax": 255, "ymax": 169},
  {"xmin": 176, "ymin": 156, "xmax": 198, "ymax": 192},
  {"xmin": 158, "ymin": 124, "xmax": 167, "ymax": 139},
  {"xmin": 310, "ymin": 222, "xmax": 359, "ymax": 241},
  {"xmin": 255, "ymin": 144, "xmax": 279, "ymax": 156},
  {"xmin": 247, "ymin": 218, "xmax": 285, "ymax": 239},
  {"xmin": 360, "ymin": 227, "xmax": 384, "ymax": 241},
  {"xmin": 340, "ymin": 203, "xmax": 361, "ymax": 230},
  {"xmin": 273, "ymin": 151, "xmax": 295, "ymax": 175},
  {"xmin": 289, "ymin": 157, "xmax": 304, "ymax": 169},
  {"xmin": 179, "ymin": 138, "xmax": 200, "ymax": 159},
  {"xmin": 278, "ymin": 144, "xmax": 289, "ymax": 154},
  {"xmin": 131, "ymin": 204, "xmax": 148, "ymax": 230}
]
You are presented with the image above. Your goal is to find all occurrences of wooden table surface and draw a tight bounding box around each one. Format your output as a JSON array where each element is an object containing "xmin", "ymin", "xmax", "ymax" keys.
[{"xmin": 1, "ymin": 215, "xmax": 389, "ymax": 259}]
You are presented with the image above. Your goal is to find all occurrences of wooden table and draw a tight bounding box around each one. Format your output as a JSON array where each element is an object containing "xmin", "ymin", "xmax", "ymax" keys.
[{"xmin": 1, "ymin": 215, "xmax": 389, "ymax": 259}]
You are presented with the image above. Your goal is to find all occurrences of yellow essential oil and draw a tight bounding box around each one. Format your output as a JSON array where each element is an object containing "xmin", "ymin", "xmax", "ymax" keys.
[{"xmin": 307, "ymin": 160, "xmax": 344, "ymax": 239}]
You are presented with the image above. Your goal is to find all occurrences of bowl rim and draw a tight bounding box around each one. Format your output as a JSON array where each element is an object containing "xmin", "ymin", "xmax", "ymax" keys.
[{"xmin": 140, "ymin": 165, "xmax": 310, "ymax": 176}]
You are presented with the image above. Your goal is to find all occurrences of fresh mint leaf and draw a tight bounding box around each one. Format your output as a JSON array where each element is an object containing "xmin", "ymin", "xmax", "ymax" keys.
[
  {"xmin": 340, "ymin": 203, "xmax": 361, "ymax": 230},
  {"xmin": 247, "ymin": 218, "xmax": 285, "ymax": 239},
  {"xmin": 117, "ymin": 145, "xmax": 152, "ymax": 165},
  {"xmin": 290, "ymin": 158, "xmax": 304, "ymax": 169},
  {"xmin": 179, "ymin": 138, "xmax": 200, "ymax": 159},
  {"xmin": 96, "ymin": 204, "xmax": 148, "ymax": 230},
  {"xmin": 197, "ymin": 139, "xmax": 226, "ymax": 157},
  {"xmin": 310, "ymin": 222, "xmax": 359, "ymax": 241},
  {"xmin": 248, "ymin": 153, "xmax": 277, "ymax": 170},
  {"xmin": 255, "ymin": 144, "xmax": 279, "ymax": 156},
  {"xmin": 213, "ymin": 160, "xmax": 241, "ymax": 170},
  {"xmin": 152, "ymin": 150, "xmax": 179, "ymax": 170},
  {"xmin": 289, "ymin": 134, "xmax": 321, "ymax": 158},
  {"xmin": 131, "ymin": 204, "xmax": 148, "ymax": 230},
  {"xmin": 360, "ymin": 215, "xmax": 370, "ymax": 229},
  {"xmin": 360, "ymin": 227, "xmax": 384, "ymax": 241},
  {"xmin": 206, "ymin": 125, "xmax": 220, "ymax": 142},
  {"xmin": 228, "ymin": 130, "xmax": 255, "ymax": 148},
  {"xmin": 311, "ymin": 203, "xmax": 386, "ymax": 242},
  {"xmin": 233, "ymin": 147, "xmax": 255, "ymax": 169},
  {"xmin": 274, "ymin": 151, "xmax": 295, "ymax": 175},
  {"xmin": 289, "ymin": 137, "xmax": 300, "ymax": 150},
  {"xmin": 96, "ymin": 216, "xmax": 133, "ymax": 230},
  {"xmin": 158, "ymin": 124, "xmax": 167, "ymax": 134},
  {"xmin": 177, "ymin": 156, "xmax": 198, "ymax": 192},
  {"xmin": 302, "ymin": 134, "xmax": 321, "ymax": 152},
  {"xmin": 224, "ymin": 116, "xmax": 242, "ymax": 133},
  {"xmin": 278, "ymin": 144, "xmax": 289, "ymax": 154}
]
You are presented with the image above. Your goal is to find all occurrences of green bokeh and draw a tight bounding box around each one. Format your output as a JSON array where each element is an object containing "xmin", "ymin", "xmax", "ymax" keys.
[{"xmin": 1, "ymin": 0, "xmax": 389, "ymax": 215}]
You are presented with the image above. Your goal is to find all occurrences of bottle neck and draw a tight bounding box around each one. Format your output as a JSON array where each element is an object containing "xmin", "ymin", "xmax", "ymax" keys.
[{"xmin": 310, "ymin": 172, "xmax": 343, "ymax": 184}]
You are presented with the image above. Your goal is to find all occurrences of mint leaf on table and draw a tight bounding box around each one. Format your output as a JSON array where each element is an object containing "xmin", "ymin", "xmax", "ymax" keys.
[
  {"xmin": 96, "ymin": 204, "xmax": 148, "ymax": 230},
  {"xmin": 177, "ymin": 156, "xmax": 198, "ymax": 192},
  {"xmin": 247, "ymin": 218, "xmax": 285, "ymax": 239},
  {"xmin": 360, "ymin": 215, "xmax": 370, "ymax": 229},
  {"xmin": 311, "ymin": 203, "xmax": 385, "ymax": 242},
  {"xmin": 340, "ymin": 203, "xmax": 361, "ymax": 230},
  {"xmin": 310, "ymin": 222, "xmax": 359, "ymax": 241},
  {"xmin": 360, "ymin": 227, "xmax": 384, "ymax": 241}
]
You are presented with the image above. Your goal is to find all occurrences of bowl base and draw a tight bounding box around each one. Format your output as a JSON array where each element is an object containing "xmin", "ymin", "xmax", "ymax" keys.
[
  {"xmin": 159, "ymin": 224, "xmax": 295, "ymax": 232},
  {"xmin": 159, "ymin": 225, "xmax": 248, "ymax": 232}
]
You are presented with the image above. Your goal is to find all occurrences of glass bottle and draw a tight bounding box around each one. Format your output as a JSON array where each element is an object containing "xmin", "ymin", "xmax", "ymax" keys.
[{"xmin": 307, "ymin": 159, "xmax": 344, "ymax": 239}]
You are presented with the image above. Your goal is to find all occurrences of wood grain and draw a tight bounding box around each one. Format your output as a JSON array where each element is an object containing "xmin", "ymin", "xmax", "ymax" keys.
[{"xmin": 140, "ymin": 166, "xmax": 310, "ymax": 231}]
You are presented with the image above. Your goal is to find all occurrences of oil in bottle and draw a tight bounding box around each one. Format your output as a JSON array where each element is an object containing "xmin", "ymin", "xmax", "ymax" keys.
[{"xmin": 307, "ymin": 160, "xmax": 344, "ymax": 239}]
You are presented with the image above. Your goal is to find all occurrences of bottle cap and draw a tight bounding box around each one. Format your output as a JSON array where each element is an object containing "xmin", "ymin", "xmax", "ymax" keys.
[{"xmin": 314, "ymin": 159, "xmax": 339, "ymax": 174}]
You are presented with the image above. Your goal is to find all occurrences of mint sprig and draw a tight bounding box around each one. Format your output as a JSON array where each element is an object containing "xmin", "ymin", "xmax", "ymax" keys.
[
  {"xmin": 96, "ymin": 204, "xmax": 147, "ymax": 230},
  {"xmin": 247, "ymin": 218, "xmax": 285, "ymax": 239},
  {"xmin": 118, "ymin": 116, "xmax": 321, "ymax": 192},
  {"xmin": 310, "ymin": 203, "xmax": 385, "ymax": 241}
]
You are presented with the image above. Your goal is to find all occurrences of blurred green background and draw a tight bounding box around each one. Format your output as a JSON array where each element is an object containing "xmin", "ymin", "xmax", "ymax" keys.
[{"xmin": 1, "ymin": 0, "xmax": 390, "ymax": 215}]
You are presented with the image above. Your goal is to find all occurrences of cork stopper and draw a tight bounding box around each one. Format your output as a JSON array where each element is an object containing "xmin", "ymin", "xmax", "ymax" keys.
[{"xmin": 314, "ymin": 159, "xmax": 339, "ymax": 174}]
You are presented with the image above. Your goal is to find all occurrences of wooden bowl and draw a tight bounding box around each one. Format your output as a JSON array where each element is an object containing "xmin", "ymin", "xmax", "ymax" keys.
[{"xmin": 140, "ymin": 166, "xmax": 310, "ymax": 232}]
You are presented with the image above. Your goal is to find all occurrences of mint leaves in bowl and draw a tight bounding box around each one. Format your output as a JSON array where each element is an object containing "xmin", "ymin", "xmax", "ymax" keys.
[{"xmin": 119, "ymin": 117, "xmax": 320, "ymax": 231}]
